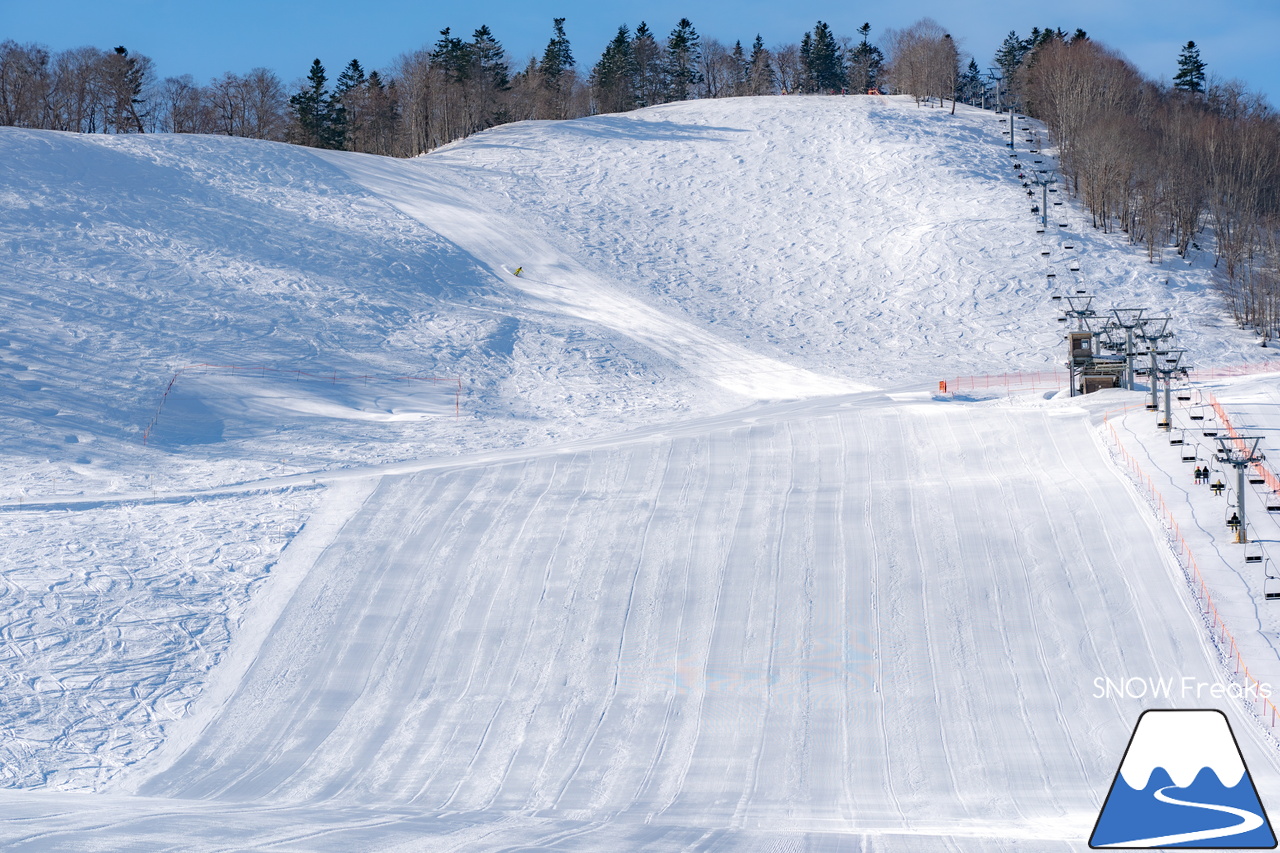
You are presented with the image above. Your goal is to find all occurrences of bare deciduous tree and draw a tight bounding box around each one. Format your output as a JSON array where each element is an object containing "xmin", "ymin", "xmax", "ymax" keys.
[{"xmin": 885, "ymin": 19, "xmax": 958, "ymax": 108}]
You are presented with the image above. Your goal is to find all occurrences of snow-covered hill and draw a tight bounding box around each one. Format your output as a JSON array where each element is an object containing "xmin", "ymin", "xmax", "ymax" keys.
[{"xmin": 1, "ymin": 95, "xmax": 1278, "ymax": 850}]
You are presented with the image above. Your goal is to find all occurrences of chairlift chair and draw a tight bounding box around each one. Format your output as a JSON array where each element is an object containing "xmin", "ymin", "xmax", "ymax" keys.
[
  {"xmin": 1246, "ymin": 543, "xmax": 1264, "ymax": 564},
  {"xmin": 1263, "ymin": 552, "xmax": 1280, "ymax": 600},
  {"xmin": 1170, "ymin": 430, "xmax": 1185, "ymax": 446},
  {"xmin": 1189, "ymin": 404, "xmax": 1207, "ymax": 421}
]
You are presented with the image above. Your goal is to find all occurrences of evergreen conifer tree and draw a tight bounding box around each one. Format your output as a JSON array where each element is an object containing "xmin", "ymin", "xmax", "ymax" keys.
[
  {"xmin": 665, "ymin": 18, "xmax": 703, "ymax": 101},
  {"xmin": 591, "ymin": 25, "xmax": 638, "ymax": 113},
  {"xmin": 632, "ymin": 22, "xmax": 664, "ymax": 106},
  {"xmin": 848, "ymin": 23, "xmax": 884, "ymax": 93},
  {"xmin": 1173, "ymin": 40, "xmax": 1206, "ymax": 93},
  {"xmin": 471, "ymin": 25, "xmax": 510, "ymax": 91},
  {"xmin": 747, "ymin": 34, "xmax": 774, "ymax": 96},
  {"xmin": 538, "ymin": 17, "xmax": 575, "ymax": 118},
  {"xmin": 804, "ymin": 21, "xmax": 845, "ymax": 92},
  {"xmin": 329, "ymin": 58, "xmax": 367, "ymax": 150},
  {"xmin": 994, "ymin": 30, "xmax": 1028, "ymax": 80},
  {"xmin": 731, "ymin": 40, "xmax": 748, "ymax": 94},
  {"xmin": 539, "ymin": 17, "xmax": 574, "ymax": 84},
  {"xmin": 958, "ymin": 58, "xmax": 984, "ymax": 105},
  {"xmin": 431, "ymin": 27, "xmax": 470, "ymax": 83},
  {"xmin": 289, "ymin": 58, "xmax": 334, "ymax": 148},
  {"xmin": 799, "ymin": 32, "xmax": 813, "ymax": 92}
]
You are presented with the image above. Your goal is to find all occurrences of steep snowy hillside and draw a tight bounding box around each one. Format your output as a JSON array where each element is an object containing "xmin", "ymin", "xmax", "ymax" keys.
[{"xmin": 1, "ymin": 96, "xmax": 1278, "ymax": 851}]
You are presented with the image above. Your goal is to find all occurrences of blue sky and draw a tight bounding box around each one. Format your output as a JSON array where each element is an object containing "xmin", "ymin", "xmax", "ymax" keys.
[{"xmin": 4, "ymin": 0, "xmax": 1277, "ymax": 106}]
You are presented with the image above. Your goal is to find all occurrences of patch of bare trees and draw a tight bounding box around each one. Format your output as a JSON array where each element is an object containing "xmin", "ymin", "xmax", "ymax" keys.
[
  {"xmin": 884, "ymin": 19, "xmax": 960, "ymax": 110},
  {"xmin": 1, "ymin": 40, "xmax": 153, "ymax": 133},
  {"xmin": 1011, "ymin": 33, "xmax": 1280, "ymax": 340}
]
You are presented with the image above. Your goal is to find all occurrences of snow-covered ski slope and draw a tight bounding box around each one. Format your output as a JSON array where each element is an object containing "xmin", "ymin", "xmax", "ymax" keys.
[{"xmin": 1, "ymin": 95, "xmax": 1279, "ymax": 850}]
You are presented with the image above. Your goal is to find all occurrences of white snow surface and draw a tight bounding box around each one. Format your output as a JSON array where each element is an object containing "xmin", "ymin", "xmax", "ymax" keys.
[{"xmin": 1, "ymin": 95, "xmax": 1279, "ymax": 850}]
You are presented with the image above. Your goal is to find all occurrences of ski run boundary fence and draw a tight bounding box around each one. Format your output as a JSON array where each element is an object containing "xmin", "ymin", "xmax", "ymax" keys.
[
  {"xmin": 142, "ymin": 363, "xmax": 464, "ymax": 445},
  {"xmin": 1104, "ymin": 399, "xmax": 1280, "ymax": 734}
]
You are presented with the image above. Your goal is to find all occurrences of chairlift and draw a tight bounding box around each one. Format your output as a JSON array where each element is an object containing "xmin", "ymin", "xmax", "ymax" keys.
[
  {"xmin": 1203, "ymin": 428, "xmax": 1220, "ymax": 437},
  {"xmin": 1181, "ymin": 443, "xmax": 1198, "ymax": 462},
  {"xmin": 1069, "ymin": 261, "xmax": 1081, "ymax": 271},
  {"xmin": 1041, "ymin": 250, "xmax": 1051, "ymax": 256},
  {"xmin": 1189, "ymin": 405, "xmax": 1207, "ymax": 421},
  {"xmin": 1259, "ymin": 547, "xmax": 1280, "ymax": 600},
  {"xmin": 1059, "ymin": 223, "xmax": 1069, "ymax": 228},
  {"xmin": 1266, "ymin": 568, "xmax": 1280, "ymax": 600},
  {"xmin": 1170, "ymin": 431, "xmax": 1185, "ymax": 446},
  {"xmin": 1051, "ymin": 294, "xmax": 1062, "ymax": 300},
  {"xmin": 1250, "ymin": 476, "xmax": 1267, "ymax": 485}
]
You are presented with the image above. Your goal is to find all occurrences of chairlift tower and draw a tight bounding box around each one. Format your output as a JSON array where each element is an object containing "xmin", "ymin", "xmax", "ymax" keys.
[
  {"xmin": 986, "ymin": 69, "xmax": 1003, "ymax": 115},
  {"xmin": 1062, "ymin": 295, "xmax": 1096, "ymax": 331},
  {"xmin": 1110, "ymin": 308, "xmax": 1146, "ymax": 391},
  {"xmin": 1135, "ymin": 317, "xmax": 1172, "ymax": 410},
  {"xmin": 1031, "ymin": 170, "xmax": 1057, "ymax": 228},
  {"xmin": 1061, "ymin": 295, "xmax": 1097, "ymax": 397},
  {"xmin": 1152, "ymin": 349, "xmax": 1186, "ymax": 430},
  {"xmin": 1216, "ymin": 435, "xmax": 1266, "ymax": 543}
]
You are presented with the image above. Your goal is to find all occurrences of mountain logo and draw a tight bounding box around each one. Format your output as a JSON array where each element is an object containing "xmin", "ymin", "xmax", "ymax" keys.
[{"xmin": 1090, "ymin": 709, "xmax": 1277, "ymax": 848}]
